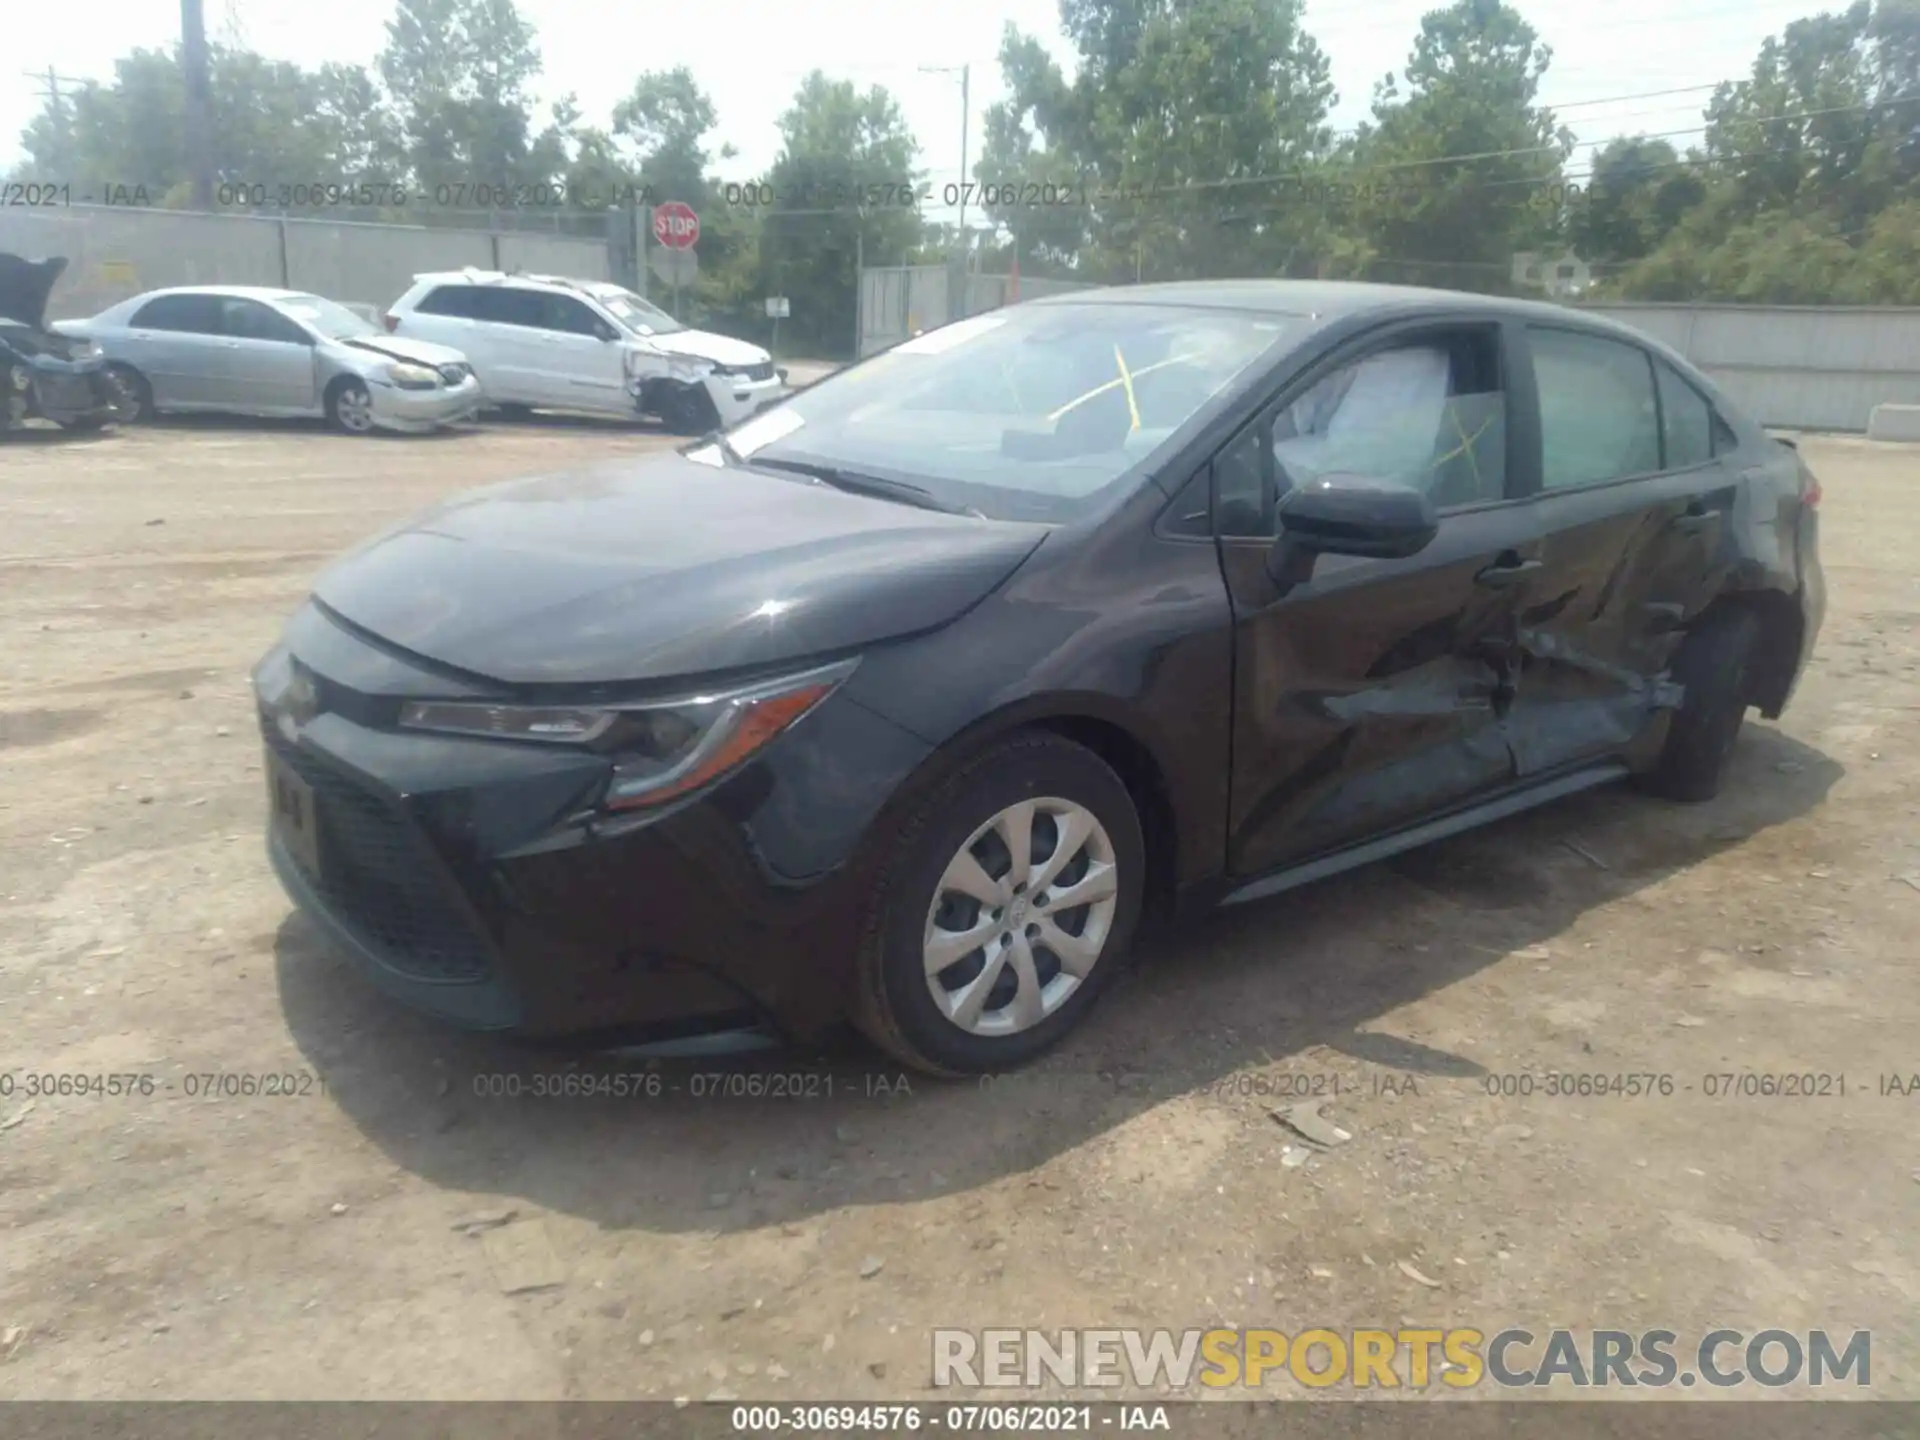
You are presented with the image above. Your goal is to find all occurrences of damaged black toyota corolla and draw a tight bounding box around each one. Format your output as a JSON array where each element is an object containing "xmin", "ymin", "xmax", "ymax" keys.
[
  {"xmin": 253, "ymin": 281, "xmax": 1825, "ymax": 1076},
  {"xmin": 0, "ymin": 254, "xmax": 128, "ymax": 433}
]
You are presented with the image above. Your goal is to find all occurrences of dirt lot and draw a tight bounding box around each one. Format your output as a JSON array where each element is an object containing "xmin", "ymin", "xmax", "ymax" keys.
[{"xmin": 0, "ymin": 415, "xmax": 1916, "ymax": 1403}]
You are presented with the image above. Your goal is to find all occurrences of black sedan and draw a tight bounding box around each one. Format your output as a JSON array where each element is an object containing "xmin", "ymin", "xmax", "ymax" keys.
[{"xmin": 253, "ymin": 281, "xmax": 1825, "ymax": 1076}]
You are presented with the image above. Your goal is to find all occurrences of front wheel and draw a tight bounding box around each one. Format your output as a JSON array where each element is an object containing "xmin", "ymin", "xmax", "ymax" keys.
[
  {"xmin": 854, "ymin": 733, "xmax": 1145, "ymax": 1077},
  {"xmin": 326, "ymin": 378, "xmax": 377, "ymax": 435},
  {"xmin": 659, "ymin": 384, "xmax": 718, "ymax": 436}
]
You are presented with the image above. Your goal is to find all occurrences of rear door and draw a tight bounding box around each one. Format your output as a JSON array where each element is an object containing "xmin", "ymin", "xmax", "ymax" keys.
[
  {"xmin": 213, "ymin": 298, "xmax": 320, "ymax": 413},
  {"xmin": 524, "ymin": 291, "xmax": 626, "ymax": 410},
  {"xmin": 1218, "ymin": 316, "xmax": 1547, "ymax": 876},
  {"xmin": 400, "ymin": 283, "xmax": 484, "ymax": 353},
  {"xmin": 466, "ymin": 286, "xmax": 548, "ymax": 403},
  {"xmin": 123, "ymin": 293, "xmax": 226, "ymax": 407},
  {"xmin": 1502, "ymin": 324, "xmax": 1745, "ymax": 777}
]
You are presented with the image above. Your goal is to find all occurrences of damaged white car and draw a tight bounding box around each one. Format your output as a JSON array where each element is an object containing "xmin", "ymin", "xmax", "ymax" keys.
[{"xmin": 383, "ymin": 270, "xmax": 787, "ymax": 433}]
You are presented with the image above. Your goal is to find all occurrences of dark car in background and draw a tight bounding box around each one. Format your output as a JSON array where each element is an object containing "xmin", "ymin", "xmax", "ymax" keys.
[
  {"xmin": 253, "ymin": 281, "xmax": 1825, "ymax": 1076},
  {"xmin": 0, "ymin": 254, "xmax": 130, "ymax": 434}
]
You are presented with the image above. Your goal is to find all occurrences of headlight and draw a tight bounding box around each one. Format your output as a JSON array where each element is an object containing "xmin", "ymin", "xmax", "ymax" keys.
[
  {"xmin": 666, "ymin": 354, "xmax": 715, "ymax": 384},
  {"xmin": 387, "ymin": 361, "xmax": 439, "ymax": 390},
  {"xmin": 71, "ymin": 341, "xmax": 103, "ymax": 362},
  {"xmin": 397, "ymin": 657, "xmax": 857, "ymax": 812}
]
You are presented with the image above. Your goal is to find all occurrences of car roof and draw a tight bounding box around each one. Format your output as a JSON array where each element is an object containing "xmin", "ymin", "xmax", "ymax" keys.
[
  {"xmin": 1032, "ymin": 278, "xmax": 1607, "ymax": 323},
  {"xmin": 125, "ymin": 285, "xmax": 310, "ymax": 303},
  {"xmin": 1027, "ymin": 279, "xmax": 1686, "ymax": 358},
  {"xmin": 410, "ymin": 269, "xmax": 603, "ymax": 296}
]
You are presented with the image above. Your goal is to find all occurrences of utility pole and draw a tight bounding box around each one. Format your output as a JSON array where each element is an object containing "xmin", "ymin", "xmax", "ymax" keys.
[
  {"xmin": 180, "ymin": 0, "xmax": 216, "ymax": 210},
  {"xmin": 920, "ymin": 64, "xmax": 972, "ymax": 270}
]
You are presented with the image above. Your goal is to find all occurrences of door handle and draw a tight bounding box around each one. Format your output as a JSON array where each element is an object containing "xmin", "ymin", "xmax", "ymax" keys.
[
  {"xmin": 1671, "ymin": 503, "xmax": 1717, "ymax": 533},
  {"xmin": 1474, "ymin": 555, "xmax": 1543, "ymax": 588}
]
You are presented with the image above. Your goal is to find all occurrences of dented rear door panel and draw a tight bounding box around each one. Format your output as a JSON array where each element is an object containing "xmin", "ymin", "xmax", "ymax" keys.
[{"xmin": 1509, "ymin": 466, "xmax": 1738, "ymax": 775}]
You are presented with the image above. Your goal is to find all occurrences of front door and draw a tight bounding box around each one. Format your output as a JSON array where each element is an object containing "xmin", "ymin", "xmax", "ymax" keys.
[
  {"xmin": 214, "ymin": 297, "xmax": 319, "ymax": 413},
  {"xmin": 1219, "ymin": 319, "xmax": 1542, "ymax": 876},
  {"xmin": 526, "ymin": 292, "xmax": 627, "ymax": 411}
]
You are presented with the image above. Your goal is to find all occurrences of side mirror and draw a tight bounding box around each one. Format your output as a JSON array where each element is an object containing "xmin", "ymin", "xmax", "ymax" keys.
[
  {"xmin": 594, "ymin": 322, "xmax": 619, "ymax": 342},
  {"xmin": 1267, "ymin": 473, "xmax": 1437, "ymax": 579}
]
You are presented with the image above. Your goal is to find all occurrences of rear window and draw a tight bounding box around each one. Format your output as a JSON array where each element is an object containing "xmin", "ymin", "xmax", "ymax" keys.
[{"xmin": 415, "ymin": 285, "xmax": 482, "ymax": 318}]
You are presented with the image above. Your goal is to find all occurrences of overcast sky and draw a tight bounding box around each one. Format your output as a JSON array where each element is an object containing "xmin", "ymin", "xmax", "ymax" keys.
[{"xmin": 5, "ymin": 0, "xmax": 1819, "ymax": 218}]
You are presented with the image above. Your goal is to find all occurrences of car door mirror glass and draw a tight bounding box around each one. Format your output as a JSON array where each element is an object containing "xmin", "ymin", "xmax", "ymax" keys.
[{"xmin": 1270, "ymin": 472, "xmax": 1438, "ymax": 572}]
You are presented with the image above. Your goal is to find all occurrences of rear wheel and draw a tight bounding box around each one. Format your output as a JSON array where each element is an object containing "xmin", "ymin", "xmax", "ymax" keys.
[
  {"xmin": 854, "ymin": 733, "xmax": 1145, "ymax": 1077},
  {"xmin": 326, "ymin": 378, "xmax": 376, "ymax": 435},
  {"xmin": 1638, "ymin": 604, "xmax": 1763, "ymax": 802}
]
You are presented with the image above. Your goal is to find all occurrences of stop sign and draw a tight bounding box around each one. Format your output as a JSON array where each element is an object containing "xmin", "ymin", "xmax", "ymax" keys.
[{"xmin": 652, "ymin": 202, "xmax": 700, "ymax": 250}]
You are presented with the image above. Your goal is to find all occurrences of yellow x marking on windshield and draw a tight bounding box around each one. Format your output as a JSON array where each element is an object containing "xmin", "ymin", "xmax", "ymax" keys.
[{"xmin": 1045, "ymin": 351, "xmax": 1206, "ymax": 422}]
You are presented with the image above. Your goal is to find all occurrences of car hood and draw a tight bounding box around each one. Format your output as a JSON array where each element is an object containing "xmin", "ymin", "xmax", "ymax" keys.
[
  {"xmin": 645, "ymin": 328, "xmax": 769, "ymax": 368},
  {"xmin": 311, "ymin": 455, "xmax": 1048, "ymax": 687},
  {"xmin": 334, "ymin": 334, "xmax": 469, "ymax": 368},
  {"xmin": 0, "ymin": 253, "xmax": 65, "ymax": 329}
]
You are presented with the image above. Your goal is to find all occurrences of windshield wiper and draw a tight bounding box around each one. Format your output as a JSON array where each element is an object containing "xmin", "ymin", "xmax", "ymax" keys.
[{"xmin": 748, "ymin": 456, "xmax": 978, "ymax": 517}]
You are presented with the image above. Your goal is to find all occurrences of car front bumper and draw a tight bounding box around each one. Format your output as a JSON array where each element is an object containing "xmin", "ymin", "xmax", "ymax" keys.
[
  {"xmin": 253, "ymin": 605, "xmax": 932, "ymax": 1050},
  {"xmin": 367, "ymin": 375, "xmax": 485, "ymax": 433},
  {"xmin": 705, "ymin": 371, "xmax": 787, "ymax": 426}
]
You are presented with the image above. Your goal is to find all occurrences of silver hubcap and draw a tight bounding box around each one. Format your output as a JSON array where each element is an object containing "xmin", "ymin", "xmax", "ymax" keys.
[
  {"xmin": 336, "ymin": 387, "xmax": 373, "ymax": 432},
  {"xmin": 922, "ymin": 797, "xmax": 1119, "ymax": 1038}
]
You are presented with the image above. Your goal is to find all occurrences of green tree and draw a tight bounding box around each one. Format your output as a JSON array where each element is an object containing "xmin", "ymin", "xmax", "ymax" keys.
[
  {"xmin": 976, "ymin": 0, "xmax": 1337, "ymax": 281},
  {"xmin": 1347, "ymin": 0, "xmax": 1574, "ymax": 293},
  {"xmin": 755, "ymin": 72, "xmax": 923, "ymax": 357},
  {"xmin": 1569, "ymin": 137, "xmax": 1708, "ymax": 267},
  {"xmin": 375, "ymin": 0, "xmax": 570, "ymax": 193},
  {"xmin": 613, "ymin": 68, "xmax": 732, "ymax": 205},
  {"xmin": 14, "ymin": 46, "xmax": 400, "ymax": 202}
]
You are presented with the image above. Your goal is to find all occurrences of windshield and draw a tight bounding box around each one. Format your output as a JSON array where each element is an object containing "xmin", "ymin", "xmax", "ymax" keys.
[
  {"xmin": 714, "ymin": 303, "xmax": 1294, "ymax": 523},
  {"xmin": 276, "ymin": 295, "xmax": 379, "ymax": 340},
  {"xmin": 595, "ymin": 288, "xmax": 686, "ymax": 336}
]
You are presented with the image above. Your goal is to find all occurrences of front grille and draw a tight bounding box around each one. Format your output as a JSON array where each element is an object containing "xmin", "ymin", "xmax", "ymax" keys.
[
  {"xmin": 436, "ymin": 362, "xmax": 470, "ymax": 384},
  {"xmin": 264, "ymin": 725, "xmax": 495, "ymax": 983},
  {"xmin": 715, "ymin": 362, "xmax": 776, "ymax": 382}
]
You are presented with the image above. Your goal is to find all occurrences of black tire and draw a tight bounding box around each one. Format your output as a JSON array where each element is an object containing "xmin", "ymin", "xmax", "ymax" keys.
[
  {"xmin": 1638, "ymin": 604, "xmax": 1763, "ymax": 802},
  {"xmin": 492, "ymin": 402, "xmax": 534, "ymax": 420},
  {"xmin": 107, "ymin": 364, "xmax": 152, "ymax": 421},
  {"xmin": 661, "ymin": 385, "xmax": 718, "ymax": 436},
  {"xmin": 325, "ymin": 378, "xmax": 376, "ymax": 435},
  {"xmin": 57, "ymin": 416, "xmax": 110, "ymax": 433},
  {"xmin": 853, "ymin": 732, "xmax": 1146, "ymax": 1077}
]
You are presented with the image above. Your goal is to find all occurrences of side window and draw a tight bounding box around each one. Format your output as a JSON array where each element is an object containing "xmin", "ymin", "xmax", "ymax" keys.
[
  {"xmin": 130, "ymin": 293, "xmax": 222, "ymax": 333},
  {"xmin": 538, "ymin": 294, "xmax": 606, "ymax": 337},
  {"xmin": 1531, "ymin": 327, "xmax": 1660, "ymax": 489},
  {"xmin": 415, "ymin": 285, "xmax": 479, "ymax": 318},
  {"xmin": 1655, "ymin": 360, "xmax": 1712, "ymax": 470},
  {"xmin": 1271, "ymin": 329, "xmax": 1507, "ymax": 511},
  {"xmin": 219, "ymin": 299, "xmax": 306, "ymax": 344},
  {"xmin": 472, "ymin": 287, "xmax": 543, "ymax": 327}
]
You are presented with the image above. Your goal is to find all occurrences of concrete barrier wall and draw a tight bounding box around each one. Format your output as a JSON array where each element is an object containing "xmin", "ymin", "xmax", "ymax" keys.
[
  {"xmin": 0, "ymin": 204, "xmax": 613, "ymax": 320},
  {"xmin": 1577, "ymin": 303, "xmax": 1920, "ymax": 433}
]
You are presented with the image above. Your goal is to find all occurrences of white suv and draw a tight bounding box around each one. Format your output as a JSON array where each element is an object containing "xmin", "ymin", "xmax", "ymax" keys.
[{"xmin": 384, "ymin": 270, "xmax": 786, "ymax": 432}]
